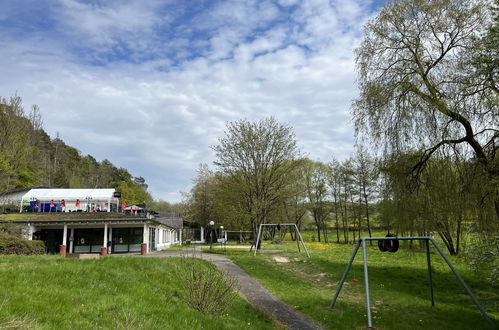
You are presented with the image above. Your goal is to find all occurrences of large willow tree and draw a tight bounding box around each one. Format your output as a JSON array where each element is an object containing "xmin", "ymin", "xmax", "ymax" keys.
[{"xmin": 353, "ymin": 0, "xmax": 498, "ymax": 223}]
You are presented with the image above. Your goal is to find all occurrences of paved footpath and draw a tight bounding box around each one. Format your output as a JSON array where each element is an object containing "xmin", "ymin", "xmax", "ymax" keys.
[{"xmin": 142, "ymin": 249, "xmax": 326, "ymax": 330}]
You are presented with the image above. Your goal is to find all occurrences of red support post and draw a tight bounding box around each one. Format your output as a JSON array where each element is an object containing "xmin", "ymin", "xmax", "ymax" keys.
[
  {"xmin": 59, "ymin": 245, "xmax": 67, "ymax": 257},
  {"xmin": 141, "ymin": 243, "xmax": 147, "ymax": 255}
]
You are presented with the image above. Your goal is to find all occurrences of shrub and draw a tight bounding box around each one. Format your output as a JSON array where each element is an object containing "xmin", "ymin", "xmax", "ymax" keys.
[
  {"xmin": 0, "ymin": 234, "xmax": 45, "ymax": 255},
  {"xmin": 0, "ymin": 222, "xmax": 24, "ymax": 236},
  {"xmin": 173, "ymin": 253, "xmax": 237, "ymax": 315},
  {"xmin": 464, "ymin": 234, "xmax": 499, "ymax": 286}
]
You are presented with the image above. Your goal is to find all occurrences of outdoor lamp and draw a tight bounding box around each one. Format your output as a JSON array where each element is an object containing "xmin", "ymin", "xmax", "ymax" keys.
[{"xmin": 208, "ymin": 221, "xmax": 215, "ymax": 248}]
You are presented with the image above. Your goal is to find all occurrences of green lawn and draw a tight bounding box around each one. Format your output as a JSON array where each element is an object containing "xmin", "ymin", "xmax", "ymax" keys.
[
  {"xmin": 229, "ymin": 241, "xmax": 499, "ymax": 330},
  {"xmin": 0, "ymin": 255, "xmax": 275, "ymax": 329}
]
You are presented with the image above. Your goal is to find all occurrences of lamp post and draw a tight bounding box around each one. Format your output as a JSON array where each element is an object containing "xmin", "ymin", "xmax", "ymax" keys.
[
  {"xmin": 85, "ymin": 196, "xmax": 92, "ymax": 212},
  {"xmin": 209, "ymin": 221, "xmax": 214, "ymax": 249},
  {"xmin": 220, "ymin": 225, "xmax": 225, "ymax": 250}
]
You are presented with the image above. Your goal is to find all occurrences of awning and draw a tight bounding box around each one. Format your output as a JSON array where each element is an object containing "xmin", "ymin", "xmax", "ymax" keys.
[{"xmin": 21, "ymin": 188, "xmax": 116, "ymax": 202}]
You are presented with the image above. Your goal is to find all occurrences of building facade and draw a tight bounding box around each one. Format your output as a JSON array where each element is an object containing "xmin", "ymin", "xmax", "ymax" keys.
[{"xmin": 0, "ymin": 188, "xmax": 183, "ymax": 255}]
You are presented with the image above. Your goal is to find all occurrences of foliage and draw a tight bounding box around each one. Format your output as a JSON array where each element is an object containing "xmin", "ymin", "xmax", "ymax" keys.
[
  {"xmin": 471, "ymin": 0, "xmax": 499, "ymax": 93},
  {"xmin": 0, "ymin": 95, "xmax": 153, "ymax": 205},
  {"xmin": 353, "ymin": 0, "xmax": 498, "ymax": 223},
  {"xmin": 116, "ymin": 181, "xmax": 152, "ymax": 206},
  {"xmin": 183, "ymin": 164, "xmax": 218, "ymax": 227},
  {"xmin": 378, "ymin": 153, "xmax": 497, "ymax": 254},
  {"xmin": 303, "ymin": 159, "xmax": 330, "ymax": 242},
  {"xmin": 0, "ymin": 222, "xmax": 24, "ymax": 235},
  {"xmin": 0, "ymin": 234, "xmax": 45, "ymax": 255},
  {"xmin": 149, "ymin": 199, "xmax": 184, "ymax": 213},
  {"xmin": 212, "ymin": 117, "xmax": 302, "ymax": 238},
  {"xmin": 173, "ymin": 253, "xmax": 238, "ymax": 315},
  {"xmin": 465, "ymin": 233, "xmax": 499, "ymax": 286}
]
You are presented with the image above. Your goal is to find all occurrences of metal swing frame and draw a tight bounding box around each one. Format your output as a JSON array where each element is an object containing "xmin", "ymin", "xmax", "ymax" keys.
[
  {"xmin": 327, "ymin": 236, "xmax": 493, "ymax": 328},
  {"xmin": 253, "ymin": 223, "xmax": 310, "ymax": 257}
]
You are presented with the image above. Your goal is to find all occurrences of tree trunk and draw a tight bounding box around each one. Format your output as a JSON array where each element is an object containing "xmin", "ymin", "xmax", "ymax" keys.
[
  {"xmin": 334, "ymin": 198, "xmax": 340, "ymax": 243},
  {"xmin": 363, "ymin": 187, "xmax": 372, "ymax": 239},
  {"xmin": 316, "ymin": 219, "xmax": 321, "ymax": 243}
]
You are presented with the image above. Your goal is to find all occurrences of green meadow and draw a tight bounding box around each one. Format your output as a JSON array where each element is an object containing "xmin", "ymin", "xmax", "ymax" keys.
[
  {"xmin": 0, "ymin": 256, "xmax": 275, "ymax": 330},
  {"xmin": 227, "ymin": 241, "xmax": 499, "ymax": 329}
]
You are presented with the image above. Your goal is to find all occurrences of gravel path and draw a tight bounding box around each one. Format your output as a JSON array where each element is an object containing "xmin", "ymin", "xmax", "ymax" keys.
[{"xmin": 142, "ymin": 249, "xmax": 326, "ymax": 330}]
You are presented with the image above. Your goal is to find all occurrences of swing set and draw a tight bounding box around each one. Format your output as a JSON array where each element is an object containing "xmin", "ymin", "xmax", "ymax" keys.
[
  {"xmin": 327, "ymin": 236, "xmax": 493, "ymax": 328},
  {"xmin": 253, "ymin": 223, "xmax": 310, "ymax": 257}
]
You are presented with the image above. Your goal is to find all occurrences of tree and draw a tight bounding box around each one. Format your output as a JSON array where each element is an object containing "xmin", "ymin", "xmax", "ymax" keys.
[
  {"xmin": 0, "ymin": 95, "xmax": 153, "ymax": 204},
  {"xmin": 184, "ymin": 164, "xmax": 218, "ymax": 227},
  {"xmin": 0, "ymin": 95, "xmax": 37, "ymax": 191},
  {"xmin": 117, "ymin": 181, "xmax": 153, "ymax": 206},
  {"xmin": 353, "ymin": 0, "xmax": 498, "ymax": 221},
  {"xmin": 213, "ymin": 117, "xmax": 301, "ymax": 245},
  {"xmin": 328, "ymin": 158, "xmax": 343, "ymax": 243},
  {"xmin": 378, "ymin": 153, "xmax": 476, "ymax": 255},
  {"xmin": 471, "ymin": 0, "xmax": 498, "ymax": 94},
  {"xmin": 303, "ymin": 159, "xmax": 330, "ymax": 242},
  {"xmin": 353, "ymin": 145, "xmax": 378, "ymax": 239},
  {"xmin": 280, "ymin": 160, "xmax": 308, "ymax": 240}
]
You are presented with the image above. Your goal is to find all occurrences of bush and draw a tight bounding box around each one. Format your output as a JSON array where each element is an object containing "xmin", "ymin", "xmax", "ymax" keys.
[
  {"xmin": 0, "ymin": 234, "xmax": 45, "ymax": 255},
  {"xmin": 0, "ymin": 222, "xmax": 24, "ymax": 236},
  {"xmin": 464, "ymin": 234, "xmax": 499, "ymax": 286},
  {"xmin": 173, "ymin": 253, "xmax": 237, "ymax": 315}
]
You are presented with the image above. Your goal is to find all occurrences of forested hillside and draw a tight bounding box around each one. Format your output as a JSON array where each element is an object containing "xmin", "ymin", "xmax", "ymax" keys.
[{"xmin": 0, "ymin": 95, "xmax": 152, "ymax": 205}]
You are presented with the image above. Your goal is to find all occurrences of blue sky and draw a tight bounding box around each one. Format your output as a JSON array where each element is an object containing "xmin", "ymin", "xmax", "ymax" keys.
[{"xmin": 0, "ymin": 0, "xmax": 386, "ymax": 202}]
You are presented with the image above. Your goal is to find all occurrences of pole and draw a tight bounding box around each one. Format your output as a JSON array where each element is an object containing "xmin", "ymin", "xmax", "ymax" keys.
[
  {"xmin": 361, "ymin": 239, "xmax": 373, "ymax": 328},
  {"xmin": 329, "ymin": 240, "xmax": 361, "ymax": 309},
  {"xmin": 430, "ymin": 238, "xmax": 493, "ymax": 325},
  {"xmin": 253, "ymin": 224, "xmax": 263, "ymax": 256},
  {"xmin": 210, "ymin": 228, "xmax": 213, "ymax": 249},
  {"xmin": 329, "ymin": 237, "xmax": 493, "ymax": 328},
  {"xmin": 294, "ymin": 224, "xmax": 310, "ymax": 258},
  {"xmin": 294, "ymin": 226, "xmax": 301, "ymax": 252},
  {"xmin": 425, "ymin": 239, "xmax": 435, "ymax": 306}
]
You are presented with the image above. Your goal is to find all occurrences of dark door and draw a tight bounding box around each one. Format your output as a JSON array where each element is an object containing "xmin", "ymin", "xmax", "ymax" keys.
[{"xmin": 40, "ymin": 229, "xmax": 63, "ymax": 254}]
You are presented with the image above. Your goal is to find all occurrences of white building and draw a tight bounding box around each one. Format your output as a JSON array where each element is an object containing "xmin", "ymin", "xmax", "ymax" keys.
[{"xmin": 0, "ymin": 188, "xmax": 183, "ymax": 255}]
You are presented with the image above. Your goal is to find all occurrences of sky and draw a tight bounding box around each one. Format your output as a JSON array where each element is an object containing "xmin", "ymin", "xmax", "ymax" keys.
[{"xmin": 0, "ymin": 0, "xmax": 386, "ymax": 202}]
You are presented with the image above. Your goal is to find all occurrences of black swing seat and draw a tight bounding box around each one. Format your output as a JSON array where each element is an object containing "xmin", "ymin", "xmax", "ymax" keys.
[{"xmin": 378, "ymin": 234, "xmax": 400, "ymax": 253}]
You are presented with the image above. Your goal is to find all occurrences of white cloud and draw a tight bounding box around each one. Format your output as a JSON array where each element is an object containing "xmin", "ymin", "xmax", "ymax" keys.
[{"xmin": 0, "ymin": 0, "xmax": 381, "ymax": 201}]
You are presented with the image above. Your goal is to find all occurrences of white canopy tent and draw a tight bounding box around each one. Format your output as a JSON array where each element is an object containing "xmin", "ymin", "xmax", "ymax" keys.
[{"xmin": 19, "ymin": 188, "xmax": 117, "ymax": 213}]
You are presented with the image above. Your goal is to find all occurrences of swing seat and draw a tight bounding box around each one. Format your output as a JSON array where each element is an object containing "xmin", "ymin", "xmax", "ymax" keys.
[{"xmin": 272, "ymin": 237, "xmax": 284, "ymax": 244}]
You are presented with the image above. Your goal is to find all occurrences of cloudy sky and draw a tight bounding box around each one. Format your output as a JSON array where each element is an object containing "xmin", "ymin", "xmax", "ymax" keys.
[{"xmin": 0, "ymin": 0, "xmax": 385, "ymax": 202}]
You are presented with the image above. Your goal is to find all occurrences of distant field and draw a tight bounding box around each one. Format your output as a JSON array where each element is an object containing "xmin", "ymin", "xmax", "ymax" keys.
[
  {"xmin": 229, "ymin": 241, "xmax": 499, "ymax": 330},
  {"xmin": 0, "ymin": 256, "xmax": 275, "ymax": 329}
]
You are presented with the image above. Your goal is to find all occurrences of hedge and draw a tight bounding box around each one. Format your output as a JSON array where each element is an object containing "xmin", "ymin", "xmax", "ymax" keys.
[{"xmin": 0, "ymin": 234, "xmax": 45, "ymax": 255}]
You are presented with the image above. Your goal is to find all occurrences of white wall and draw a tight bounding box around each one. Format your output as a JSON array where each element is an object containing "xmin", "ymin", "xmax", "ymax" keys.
[{"xmin": 155, "ymin": 225, "xmax": 180, "ymax": 250}]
